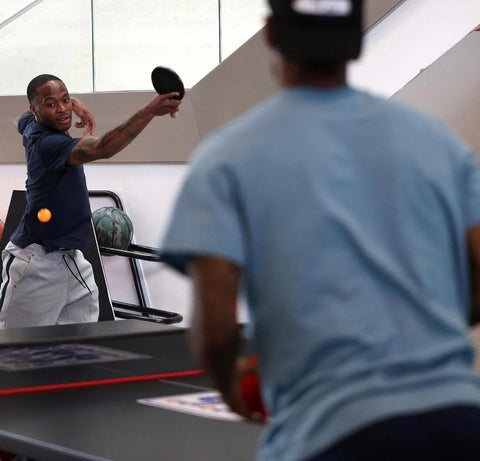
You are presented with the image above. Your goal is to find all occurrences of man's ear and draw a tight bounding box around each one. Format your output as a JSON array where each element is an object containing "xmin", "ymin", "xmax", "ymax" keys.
[{"xmin": 29, "ymin": 104, "xmax": 39, "ymax": 122}]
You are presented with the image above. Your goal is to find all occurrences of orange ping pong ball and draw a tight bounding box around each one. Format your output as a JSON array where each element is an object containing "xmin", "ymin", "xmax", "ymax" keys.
[{"xmin": 37, "ymin": 208, "xmax": 52, "ymax": 223}]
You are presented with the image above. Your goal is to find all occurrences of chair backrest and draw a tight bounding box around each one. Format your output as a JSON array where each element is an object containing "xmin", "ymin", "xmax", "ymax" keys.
[{"xmin": 0, "ymin": 190, "xmax": 115, "ymax": 321}]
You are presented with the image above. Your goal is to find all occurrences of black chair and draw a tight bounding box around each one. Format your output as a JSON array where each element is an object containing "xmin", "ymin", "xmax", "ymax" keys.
[{"xmin": 0, "ymin": 190, "xmax": 182, "ymax": 324}]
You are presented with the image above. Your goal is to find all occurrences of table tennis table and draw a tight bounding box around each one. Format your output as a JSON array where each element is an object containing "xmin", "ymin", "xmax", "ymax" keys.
[{"xmin": 0, "ymin": 320, "xmax": 262, "ymax": 461}]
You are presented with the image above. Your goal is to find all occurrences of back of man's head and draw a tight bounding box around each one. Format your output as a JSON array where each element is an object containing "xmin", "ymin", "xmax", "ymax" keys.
[
  {"xmin": 27, "ymin": 74, "xmax": 62, "ymax": 104},
  {"xmin": 267, "ymin": 0, "xmax": 363, "ymax": 64}
]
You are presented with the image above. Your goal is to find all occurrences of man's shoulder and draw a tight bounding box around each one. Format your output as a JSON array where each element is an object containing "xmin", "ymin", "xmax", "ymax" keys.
[
  {"xmin": 374, "ymin": 95, "xmax": 474, "ymax": 165},
  {"xmin": 25, "ymin": 125, "xmax": 79, "ymax": 169},
  {"xmin": 383, "ymin": 96, "xmax": 448, "ymax": 131}
]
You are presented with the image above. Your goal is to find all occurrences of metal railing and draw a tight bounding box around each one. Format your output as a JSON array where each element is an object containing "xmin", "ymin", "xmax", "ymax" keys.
[{"xmin": 89, "ymin": 190, "xmax": 182, "ymax": 325}]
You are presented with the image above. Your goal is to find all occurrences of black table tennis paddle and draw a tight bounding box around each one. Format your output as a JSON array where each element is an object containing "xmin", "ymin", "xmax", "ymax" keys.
[{"xmin": 151, "ymin": 66, "xmax": 185, "ymax": 118}]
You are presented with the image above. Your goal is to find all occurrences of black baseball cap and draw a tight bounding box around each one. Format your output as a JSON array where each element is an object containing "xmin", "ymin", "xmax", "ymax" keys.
[{"xmin": 268, "ymin": 0, "xmax": 363, "ymax": 62}]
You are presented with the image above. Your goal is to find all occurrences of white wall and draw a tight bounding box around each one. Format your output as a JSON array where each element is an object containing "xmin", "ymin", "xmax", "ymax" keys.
[{"xmin": 350, "ymin": 0, "xmax": 480, "ymax": 97}]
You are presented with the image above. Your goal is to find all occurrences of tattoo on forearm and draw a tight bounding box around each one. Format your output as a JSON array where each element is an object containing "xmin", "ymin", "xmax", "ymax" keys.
[
  {"xmin": 108, "ymin": 112, "xmax": 145, "ymax": 142},
  {"xmin": 76, "ymin": 107, "xmax": 151, "ymax": 161},
  {"xmin": 113, "ymin": 126, "xmax": 140, "ymax": 140},
  {"xmin": 115, "ymin": 112, "xmax": 142, "ymax": 132}
]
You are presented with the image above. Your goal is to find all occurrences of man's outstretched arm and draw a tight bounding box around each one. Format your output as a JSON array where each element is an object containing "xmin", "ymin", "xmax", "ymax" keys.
[{"xmin": 67, "ymin": 92, "xmax": 181, "ymax": 165}]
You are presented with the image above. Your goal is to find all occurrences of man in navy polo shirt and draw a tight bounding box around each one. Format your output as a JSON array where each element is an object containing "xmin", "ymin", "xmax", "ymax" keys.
[{"xmin": 0, "ymin": 74, "xmax": 181, "ymax": 328}]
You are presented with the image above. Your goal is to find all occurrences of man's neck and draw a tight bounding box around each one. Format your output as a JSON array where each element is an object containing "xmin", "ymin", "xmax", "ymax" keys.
[{"xmin": 281, "ymin": 60, "xmax": 348, "ymax": 89}]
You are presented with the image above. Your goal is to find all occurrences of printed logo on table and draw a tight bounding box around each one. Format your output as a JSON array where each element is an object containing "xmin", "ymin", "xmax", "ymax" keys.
[{"xmin": 138, "ymin": 391, "xmax": 243, "ymax": 421}]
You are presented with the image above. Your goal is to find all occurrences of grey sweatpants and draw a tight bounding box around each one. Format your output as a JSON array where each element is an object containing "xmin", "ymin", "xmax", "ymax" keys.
[{"xmin": 0, "ymin": 242, "xmax": 99, "ymax": 329}]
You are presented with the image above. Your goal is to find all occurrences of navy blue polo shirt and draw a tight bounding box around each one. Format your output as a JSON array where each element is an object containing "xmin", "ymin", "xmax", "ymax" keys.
[{"xmin": 11, "ymin": 113, "xmax": 91, "ymax": 252}]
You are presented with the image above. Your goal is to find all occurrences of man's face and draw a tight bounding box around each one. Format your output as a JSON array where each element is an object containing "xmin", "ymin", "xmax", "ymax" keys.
[{"xmin": 30, "ymin": 80, "xmax": 73, "ymax": 132}]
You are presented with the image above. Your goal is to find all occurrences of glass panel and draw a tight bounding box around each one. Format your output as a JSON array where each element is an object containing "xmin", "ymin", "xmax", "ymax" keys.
[
  {"xmin": 93, "ymin": 0, "xmax": 219, "ymax": 91},
  {"xmin": 0, "ymin": 0, "xmax": 269, "ymax": 95},
  {"xmin": 220, "ymin": 0, "xmax": 268, "ymax": 61},
  {"xmin": 0, "ymin": 0, "xmax": 93, "ymax": 96}
]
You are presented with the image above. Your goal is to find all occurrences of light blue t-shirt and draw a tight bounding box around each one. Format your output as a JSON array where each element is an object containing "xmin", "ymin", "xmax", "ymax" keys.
[{"xmin": 161, "ymin": 86, "xmax": 480, "ymax": 460}]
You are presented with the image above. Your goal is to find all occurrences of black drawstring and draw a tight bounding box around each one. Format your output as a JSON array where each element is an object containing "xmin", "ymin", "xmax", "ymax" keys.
[{"xmin": 63, "ymin": 254, "xmax": 93, "ymax": 295}]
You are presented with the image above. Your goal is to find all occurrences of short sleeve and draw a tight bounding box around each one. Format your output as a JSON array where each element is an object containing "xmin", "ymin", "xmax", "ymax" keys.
[
  {"xmin": 160, "ymin": 155, "xmax": 246, "ymax": 274},
  {"xmin": 462, "ymin": 150, "xmax": 480, "ymax": 229},
  {"xmin": 37, "ymin": 134, "xmax": 80, "ymax": 170}
]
